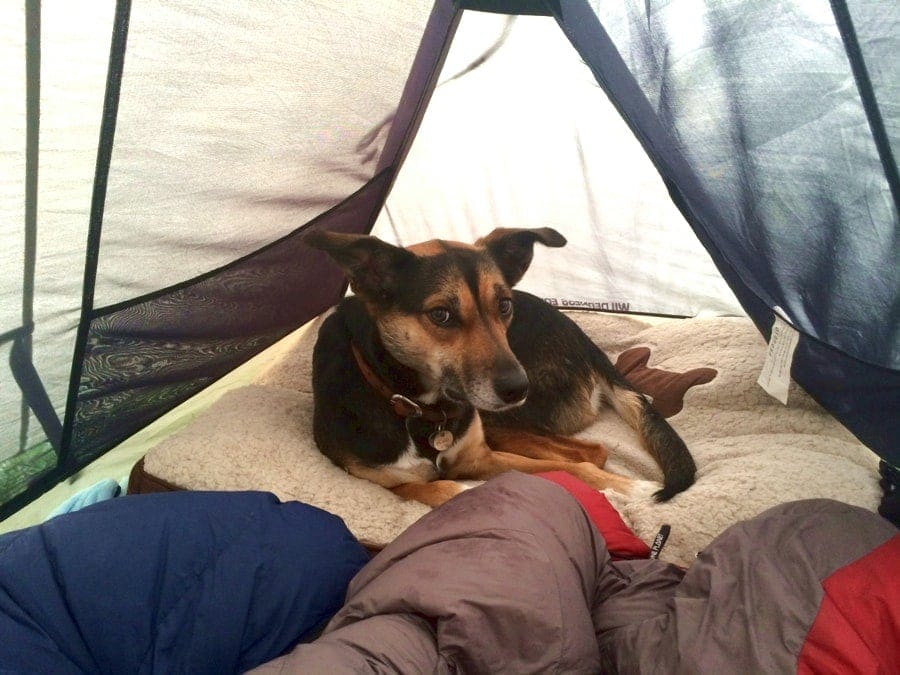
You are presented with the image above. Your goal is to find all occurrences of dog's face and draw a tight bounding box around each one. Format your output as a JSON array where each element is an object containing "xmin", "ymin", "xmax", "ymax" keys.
[{"xmin": 305, "ymin": 227, "xmax": 566, "ymax": 410}]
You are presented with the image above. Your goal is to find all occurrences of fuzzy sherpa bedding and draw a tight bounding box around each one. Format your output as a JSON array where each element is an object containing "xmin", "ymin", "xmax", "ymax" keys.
[{"xmin": 135, "ymin": 311, "xmax": 881, "ymax": 566}]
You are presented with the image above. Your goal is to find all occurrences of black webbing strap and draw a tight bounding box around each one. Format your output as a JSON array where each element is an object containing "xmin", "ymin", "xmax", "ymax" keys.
[{"xmin": 9, "ymin": 329, "xmax": 62, "ymax": 453}]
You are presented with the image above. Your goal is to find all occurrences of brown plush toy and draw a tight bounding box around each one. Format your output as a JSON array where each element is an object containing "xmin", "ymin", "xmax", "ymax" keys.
[{"xmin": 614, "ymin": 347, "xmax": 717, "ymax": 418}]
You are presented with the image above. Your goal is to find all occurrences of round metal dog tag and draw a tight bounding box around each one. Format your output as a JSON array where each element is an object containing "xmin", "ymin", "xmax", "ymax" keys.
[{"xmin": 429, "ymin": 429, "xmax": 454, "ymax": 452}]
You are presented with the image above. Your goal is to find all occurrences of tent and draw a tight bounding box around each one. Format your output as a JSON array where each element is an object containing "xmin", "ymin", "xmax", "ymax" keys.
[{"xmin": 1, "ymin": 0, "xmax": 897, "ymax": 524}]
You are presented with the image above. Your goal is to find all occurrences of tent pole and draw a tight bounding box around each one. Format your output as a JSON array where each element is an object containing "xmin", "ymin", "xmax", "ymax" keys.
[
  {"xmin": 829, "ymin": 0, "xmax": 900, "ymax": 212},
  {"xmin": 20, "ymin": 0, "xmax": 40, "ymax": 454},
  {"xmin": 59, "ymin": 0, "xmax": 132, "ymax": 470}
]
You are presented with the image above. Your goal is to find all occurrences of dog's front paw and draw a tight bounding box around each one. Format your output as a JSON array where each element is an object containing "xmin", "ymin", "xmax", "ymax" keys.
[{"xmin": 392, "ymin": 480, "xmax": 469, "ymax": 508}]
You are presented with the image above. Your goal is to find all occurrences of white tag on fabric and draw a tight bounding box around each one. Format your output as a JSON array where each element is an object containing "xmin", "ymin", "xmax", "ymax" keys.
[{"xmin": 757, "ymin": 308, "xmax": 800, "ymax": 405}]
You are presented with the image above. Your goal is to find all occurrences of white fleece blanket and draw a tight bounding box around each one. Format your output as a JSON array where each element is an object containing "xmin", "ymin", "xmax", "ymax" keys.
[{"xmin": 141, "ymin": 312, "xmax": 881, "ymax": 566}]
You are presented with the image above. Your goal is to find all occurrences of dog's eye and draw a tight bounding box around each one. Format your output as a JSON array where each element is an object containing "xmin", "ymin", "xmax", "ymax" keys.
[
  {"xmin": 428, "ymin": 307, "xmax": 452, "ymax": 326},
  {"xmin": 499, "ymin": 297, "xmax": 513, "ymax": 316}
]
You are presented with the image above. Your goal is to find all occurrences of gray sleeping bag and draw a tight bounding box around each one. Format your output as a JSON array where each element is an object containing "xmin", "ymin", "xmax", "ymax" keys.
[{"xmin": 250, "ymin": 472, "xmax": 897, "ymax": 674}]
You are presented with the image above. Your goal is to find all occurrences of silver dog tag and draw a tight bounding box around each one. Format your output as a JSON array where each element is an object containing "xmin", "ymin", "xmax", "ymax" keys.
[{"xmin": 429, "ymin": 429, "xmax": 454, "ymax": 452}]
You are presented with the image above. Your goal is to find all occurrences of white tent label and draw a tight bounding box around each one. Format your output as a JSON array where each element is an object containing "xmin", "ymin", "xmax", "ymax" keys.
[{"xmin": 757, "ymin": 310, "xmax": 800, "ymax": 405}]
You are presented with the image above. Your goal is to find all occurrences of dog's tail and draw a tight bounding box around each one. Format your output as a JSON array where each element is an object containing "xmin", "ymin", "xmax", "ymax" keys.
[{"xmin": 601, "ymin": 368, "xmax": 697, "ymax": 501}]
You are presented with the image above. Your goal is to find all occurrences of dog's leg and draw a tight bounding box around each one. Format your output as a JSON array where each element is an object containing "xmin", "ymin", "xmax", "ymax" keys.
[
  {"xmin": 343, "ymin": 459, "xmax": 470, "ymax": 507},
  {"xmin": 444, "ymin": 441, "xmax": 633, "ymax": 496},
  {"xmin": 484, "ymin": 428, "xmax": 610, "ymax": 467},
  {"xmin": 482, "ymin": 450, "xmax": 633, "ymax": 495},
  {"xmin": 392, "ymin": 480, "xmax": 469, "ymax": 507}
]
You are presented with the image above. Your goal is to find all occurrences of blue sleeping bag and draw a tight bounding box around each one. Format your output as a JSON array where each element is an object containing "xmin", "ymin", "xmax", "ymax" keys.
[{"xmin": 0, "ymin": 490, "xmax": 369, "ymax": 674}]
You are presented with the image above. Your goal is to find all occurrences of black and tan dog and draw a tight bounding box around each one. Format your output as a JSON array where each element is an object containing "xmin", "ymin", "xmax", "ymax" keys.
[{"xmin": 305, "ymin": 227, "xmax": 696, "ymax": 507}]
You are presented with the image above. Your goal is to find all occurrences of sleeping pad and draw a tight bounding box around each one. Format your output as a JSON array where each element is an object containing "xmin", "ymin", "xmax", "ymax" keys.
[
  {"xmin": 0, "ymin": 490, "xmax": 369, "ymax": 674},
  {"xmin": 250, "ymin": 472, "xmax": 899, "ymax": 674}
]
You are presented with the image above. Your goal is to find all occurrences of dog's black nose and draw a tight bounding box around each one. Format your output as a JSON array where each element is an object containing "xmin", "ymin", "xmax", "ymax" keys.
[{"xmin": 495, "ymin": 369, "xmax": 529, "ymax": 405}]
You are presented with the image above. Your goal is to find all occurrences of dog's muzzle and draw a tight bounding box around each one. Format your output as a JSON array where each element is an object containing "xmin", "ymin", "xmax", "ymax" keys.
[{"xmin": 494, "ymin": 368, "xmax": 529, "ymax": 406}]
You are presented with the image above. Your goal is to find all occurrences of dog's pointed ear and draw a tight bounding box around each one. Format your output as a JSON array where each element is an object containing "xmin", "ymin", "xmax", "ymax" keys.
[
  {"xmin": 304, "ymin": 230, "xmax": 414, "ymax": 301},
  {"xmin": 478, "ymin": 227, "xmax": 566, "ymax": 286}
]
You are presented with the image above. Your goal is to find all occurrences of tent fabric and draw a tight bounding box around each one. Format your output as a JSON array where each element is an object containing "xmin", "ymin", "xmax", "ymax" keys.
[
  {"xmin": 95, "ymin": 1, "xmax": 440, "ymax": 307},
  {"xmin": 0, "ymin": 490, "xmax": 369, "ymax": 673},
  {"xmin": 370, "ymin": 12, "xmax": 744, "ymax": 318},
  {"xmin": 554, "ymin": 0, "xmax": 899, "ymax": 369}
]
